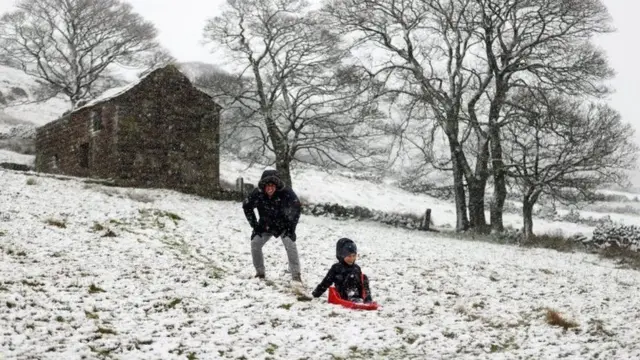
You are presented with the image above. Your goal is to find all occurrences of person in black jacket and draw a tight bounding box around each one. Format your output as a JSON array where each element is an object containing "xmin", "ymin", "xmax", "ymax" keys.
[
  {"xmin": 312, "ymin": 238, "xmax": 373, "ymax": 303},
  {"xmin": 243, "ymin": 169, "xmax": 302, "ymax": 282}
]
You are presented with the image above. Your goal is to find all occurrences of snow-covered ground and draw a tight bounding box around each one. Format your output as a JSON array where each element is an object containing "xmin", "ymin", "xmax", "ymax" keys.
[
  {"xmin": 0, "ymin": 149, "xmax": 34, "ymax": 166},
  {"xmin": 1, "ymin": 169, "xmax": 639, "ymax": 359}
]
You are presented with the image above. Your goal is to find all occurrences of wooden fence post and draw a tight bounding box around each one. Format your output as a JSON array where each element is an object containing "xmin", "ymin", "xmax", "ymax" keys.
[{"xmin": 421, "ymin": 208, "xmax": 431, "ymax": 231}]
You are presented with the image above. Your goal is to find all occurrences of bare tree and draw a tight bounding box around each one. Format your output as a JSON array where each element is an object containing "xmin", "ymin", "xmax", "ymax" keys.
[
  {"xmin": 137, "ymin": 46, "xmax": 176, "ymax": 77},
  {"xmin": 0, "ymin": 0, "xmax": 160, "ymax": 108},
  {"xmin": 474, "ymin": 0, "xmax": 614, "ymax": 232},
  {"xmin": 325, "ymin": 0, "xmax": 499, "ymax": 231},
  {"xmin": 503, "ymin": 89, "xmax": 637, "ymax": 239},
  {"xmin": 203, "ymin": 0, "xmax": 384, "ymax": 188}
]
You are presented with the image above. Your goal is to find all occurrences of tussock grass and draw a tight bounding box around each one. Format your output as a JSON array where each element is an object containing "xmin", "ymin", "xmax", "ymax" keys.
[
  {"xmin": 45, "ymin": 218, "xmax": 66, "ymax": 228},
  {"xmin": 545, "ymin": 308, "xmax": 578, "ymax": 330}
]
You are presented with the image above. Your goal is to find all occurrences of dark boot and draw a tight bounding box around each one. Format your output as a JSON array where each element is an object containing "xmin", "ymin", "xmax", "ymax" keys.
[{"xmin": 255, "ymin": 273, "xmax": 265, "ymax": 279}]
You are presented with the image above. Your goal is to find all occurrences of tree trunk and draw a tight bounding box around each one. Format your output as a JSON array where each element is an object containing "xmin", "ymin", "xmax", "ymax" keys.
[
  {"xmin": 522, "ymin": 197, "xmax": 534, "ymax": 240},
  {"xmin": 275, "ymin": 156, "xmax": 293, "ymax": 189},
  {"xmin": 451, "ymin": 148, "xmax": 469, "ymax": 231},
  {"xmin": 488, "ymin": 80, "xmax": 507, "ymax": 233},
  {"xmin": 272, "ymin": 137, "xmax": 293, "ymax": 188},
  {"xmin": 490, "ymin": 126, "xmax": 506, "ymax": 233},
  {"xmin": 468, "ymin": 138, "xmax": 490, "ymax": 233},
  {"xmin": 445, "ymin": 118, "xmax": 470, "ymax": 232},
  {"xmin": 522, "ymin": 189, "xmax": 541, "ymax": 240},
  {"xmin": 468, "ymin": 178, "xmax": 488, "ymax": 233}
]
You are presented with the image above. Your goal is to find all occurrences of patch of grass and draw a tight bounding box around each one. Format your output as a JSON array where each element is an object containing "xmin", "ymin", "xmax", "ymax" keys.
[
  {"xmin": 96, "ymin": 326, "xmax": 117, "ymax": 335},
  {"xmin": 45, "ymin": 218, "xmax": 66, "ymax": 228},
  {"xmin": 278, "ymin": 303, "xmax": 293, "ymax": 310},
  {"xmin": 85, "ymin": 310, "xmax": 99, "ymax": 320},
  {"xmin": 21, "ymin": 279, "xmax": 42, "ymax": 287},
  {"xmin": 55, "ymin": 315, "xmax": 65, "ymax": 322},
  {"xmin": 441, "ymin": 331, "xmax": 456, "ymax": 339},
  {"xmin": 26, "ymin": 178, "xmax": 37, "ymax": 185},
  {"xmin": 490, "ymin": 337, "xmax": 519, "ymax": 353},
  {"xmin": 6, "ymin": 301, "xmax": 16, "ymax": 308},
  {"xmin": 163, "ymin": 211, "xmax": 182, "ymax": 221},
  {"xmin": 207, "ymin": 267, "xmax": 225, "ymax": 279},
  {"xmin": 545, "ymin": 308, "xmax": 578, "ymax": 330},
  {"xmin": 266, "ymin": 343, "xmax": 278, "ymax": 355},
  {"xmin": 405, "ymin": 334, "xmax": 419, "ymax": 344},
  {"xmin": 587, "ymin": 318, "xmax": 615, "ymax": 337},
  {"xmin": 0, "ymin": 229, "xmax": 5, "ymax": 236},
  {"xmin": 521, "ymin": 231, "xmax": 578, "ymax": 252},
  {"xmin": 599, "ymin": 246, "xmax": 640, "ymax": 270},
  {"xmin": 89, "ymin": 344, "xmax": 120, "ymax": 356},
  {"xmin": 88, "ymin": 284, "xmax": 106, "ymax": 294},
  {"xmin": 90, "ymin": 223, "xmax": 105, "ymax": 232},
  {"xmin": 187, "ymin": 353, "xmax": 198, "ymax": 360},
  {"xmin": 101, "ymin": 229, "xmax": 117, "ymax": 237},
  {"xmin": 166, "ymin": 298, "xmax": 182, "ymax": 309}
]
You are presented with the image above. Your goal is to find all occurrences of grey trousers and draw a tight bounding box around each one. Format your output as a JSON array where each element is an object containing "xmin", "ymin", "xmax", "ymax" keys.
[{"xmin": 251, "ymin": 233, "xmax": 301, "ymax": 279}]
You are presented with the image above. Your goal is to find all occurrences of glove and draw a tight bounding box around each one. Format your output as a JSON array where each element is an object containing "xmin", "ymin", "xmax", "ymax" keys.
[
  {"xmin": 311, "ymin": 290, "xmax": 321, "ymax": 298},
  {"xmin": 251, "ymin": 224, "xmax": 262, "ymax": 240}
]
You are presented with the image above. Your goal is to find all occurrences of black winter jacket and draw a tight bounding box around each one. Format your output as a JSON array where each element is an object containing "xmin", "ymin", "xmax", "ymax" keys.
[
  {"xmin": 242, "ymin": 170, "xmax": 301, "ymax": 239},
  {"xmin": 312, "ymin": 261, "xmax": 372, "ymax": 302}
]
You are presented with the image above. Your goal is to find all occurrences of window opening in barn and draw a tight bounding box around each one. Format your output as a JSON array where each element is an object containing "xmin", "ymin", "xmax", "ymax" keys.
[
  {"xmin": 91, "ymin": 107, "xmax": 103, "ymax": 132},
  {"xmin": 52, "ymin": 154, "xmax": 59, "ymax": 170},
  {"xmin": 79, "ymin": 143, "xmax": 90, "ymax": 168}
]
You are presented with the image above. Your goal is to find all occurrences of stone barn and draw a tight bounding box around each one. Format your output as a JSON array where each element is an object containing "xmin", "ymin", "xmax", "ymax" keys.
[{"xmin": 35, "ymin": 65, "xmax": 222, "ymax": 197}]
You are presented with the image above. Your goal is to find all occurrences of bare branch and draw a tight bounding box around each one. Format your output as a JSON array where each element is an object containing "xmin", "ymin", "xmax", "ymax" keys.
[{"xmin": 0, "ymin": 0, "xmax": 161, "ymax": 108}]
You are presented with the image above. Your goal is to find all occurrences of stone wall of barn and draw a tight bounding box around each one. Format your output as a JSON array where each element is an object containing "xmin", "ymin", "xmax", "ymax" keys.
[{"xmin": 35, "ymin": 103, "xmax": 120, "ymax": 179}]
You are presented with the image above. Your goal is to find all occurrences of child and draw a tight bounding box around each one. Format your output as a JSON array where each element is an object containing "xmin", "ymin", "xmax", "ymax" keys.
[{"xmin": 311, "ymin": 238, "xmax": 373, "ymax": 303}]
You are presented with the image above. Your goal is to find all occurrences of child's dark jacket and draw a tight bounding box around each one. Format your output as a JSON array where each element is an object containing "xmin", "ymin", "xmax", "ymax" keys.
[{"xmin": 311, "ymin": 261, "xmax": 372, "ymax": 302}]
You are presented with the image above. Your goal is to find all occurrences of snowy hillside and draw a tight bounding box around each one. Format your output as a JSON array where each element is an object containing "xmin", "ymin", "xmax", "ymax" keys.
[
  {"xmin": 0, "ymin": 65, "xmax": 69, "ymax": 126},
  {"xmin": 220, "ymin": 158, "xmax": 606, "ymax": 236},
  {"xmin": 0, "ymin": 150, "xmax": 633, "ymax": 236},
  {"xmin": 1, "ymin": 168, "xmax": 639, "ymax": 359}
]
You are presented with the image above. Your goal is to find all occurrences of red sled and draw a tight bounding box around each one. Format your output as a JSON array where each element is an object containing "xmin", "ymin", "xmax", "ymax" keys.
[{"xmin": 328, "ymin": 286, "xmax": 379, "ymax": 311}]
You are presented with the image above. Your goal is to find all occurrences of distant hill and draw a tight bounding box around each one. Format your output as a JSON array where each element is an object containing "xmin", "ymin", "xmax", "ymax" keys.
[{"xmin": 0, "ymin": 64, "xmax": 69, "ymax": 127}]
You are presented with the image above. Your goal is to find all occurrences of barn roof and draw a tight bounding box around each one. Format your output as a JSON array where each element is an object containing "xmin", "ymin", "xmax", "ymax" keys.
[{"xmin": 72, "ymin": 64, "xmax": 214, "ymax": 113}]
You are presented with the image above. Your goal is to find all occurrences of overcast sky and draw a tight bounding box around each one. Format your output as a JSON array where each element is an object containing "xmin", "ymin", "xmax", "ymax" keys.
[{"xmin": 0, "ymin": 0, "xmax": 638, "ymax": 145}]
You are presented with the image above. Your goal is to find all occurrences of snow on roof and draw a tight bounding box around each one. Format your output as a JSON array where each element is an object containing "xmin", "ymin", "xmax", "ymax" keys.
[
  {"xmin": 71, "ymin": 69, "xmax": 153, "ymax": 112},
  {"xmin": 70, "ymin": 64, "xmax": 212, "ymax": 114}
]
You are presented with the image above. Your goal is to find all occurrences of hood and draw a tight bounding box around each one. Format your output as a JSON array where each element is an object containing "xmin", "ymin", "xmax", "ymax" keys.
[
  {"xmin": 257, "ymin": 169, "xmax": 285, "ymax": 191},
  {"xmin": 336, "ymin": 237, "xmax": 357, "ymax": 261}
]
